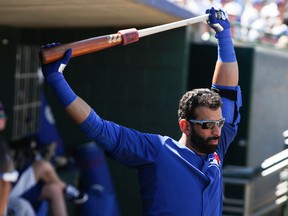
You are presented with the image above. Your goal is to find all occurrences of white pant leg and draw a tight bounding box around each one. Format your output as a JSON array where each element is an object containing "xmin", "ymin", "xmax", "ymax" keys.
[{"xmin": 9, "ymin": 166, "xmax": 36, "ymax": 198}]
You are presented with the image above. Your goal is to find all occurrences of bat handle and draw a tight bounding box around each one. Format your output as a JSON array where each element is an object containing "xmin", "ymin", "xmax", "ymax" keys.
[{"xmin": 40, "ymin": 28, "xmax": 139, "ymax": 64}]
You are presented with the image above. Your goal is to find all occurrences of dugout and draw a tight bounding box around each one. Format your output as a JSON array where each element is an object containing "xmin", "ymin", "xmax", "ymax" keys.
[{"xmin": 1, "ymin": 25, "xmax": 288, "ymax": 215}]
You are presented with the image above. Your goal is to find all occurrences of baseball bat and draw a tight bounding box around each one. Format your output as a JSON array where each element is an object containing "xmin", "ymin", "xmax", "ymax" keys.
[{"xmin": 40, "ymin": 14, "xmax": 209, "ymax": 64}]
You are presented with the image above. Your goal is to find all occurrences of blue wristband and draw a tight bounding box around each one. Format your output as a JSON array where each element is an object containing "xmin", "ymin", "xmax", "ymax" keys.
[
  {"xmin": 45, "ymin": 72, "xmax": 77, "ymax": 108},
  {"xmin": 216, "ymin": 29, "xmax": 236, "ymax": 63}
]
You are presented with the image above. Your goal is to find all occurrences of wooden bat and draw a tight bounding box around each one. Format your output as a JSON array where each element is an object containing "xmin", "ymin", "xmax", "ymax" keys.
[{"xmin": 40, "ymin": 14, "xmax": 209, "ymax": 64}]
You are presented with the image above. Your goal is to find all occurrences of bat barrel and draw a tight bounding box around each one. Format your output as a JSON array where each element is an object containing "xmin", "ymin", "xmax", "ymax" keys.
[
  {"xmin": 40, "ymin": 34, "xmax": 123, "ymax": 64},
  {"xmin": 40, "ymin": 29, "xmax": 140, "ymax": 64}
]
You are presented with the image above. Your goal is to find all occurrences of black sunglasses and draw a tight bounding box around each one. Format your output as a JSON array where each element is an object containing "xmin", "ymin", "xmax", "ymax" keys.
[{"xmin": 188, "ymin": 118, "xmax": 225, "ymax": 129}]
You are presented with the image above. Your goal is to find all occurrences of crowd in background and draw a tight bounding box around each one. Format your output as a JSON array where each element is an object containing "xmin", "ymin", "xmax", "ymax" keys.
[{"xmin": 171, "ymin": 0, "xmax": 288, "ymax": 48}]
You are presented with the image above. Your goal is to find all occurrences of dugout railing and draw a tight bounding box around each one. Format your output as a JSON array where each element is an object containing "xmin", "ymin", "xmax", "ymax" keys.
[{"xmin": 222, "ymin": 148, "xmax": 288, "ymax": 216}]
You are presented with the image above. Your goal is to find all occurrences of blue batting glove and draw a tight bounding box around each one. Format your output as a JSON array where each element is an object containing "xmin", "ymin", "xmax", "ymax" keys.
[
  {"xmin": 206, "ymin": 7, "xmax": 231, "ymax": 38},
  {"xmin": 40, "ymin": 43, "xmax": 72, "ymax": 78},
  {"xmin": 206, "ymin": 7, "xmax": 236, "ymax": 62},
  {"xmin": 39, "ymin": 43, "xmax": 76, "ymax": 107}
]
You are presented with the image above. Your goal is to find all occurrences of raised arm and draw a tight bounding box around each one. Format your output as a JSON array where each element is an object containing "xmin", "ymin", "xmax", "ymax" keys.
[
  {"xmin": 40, "ymin": 44, "xmax": 91, "ymax": 125},
  {"xmin": 206, "ymin": 7, "xmax": 239, "ymax": 87},
  {"xmin": 40, "ymin": 44, "xmax": 162, "ymax": 157}
]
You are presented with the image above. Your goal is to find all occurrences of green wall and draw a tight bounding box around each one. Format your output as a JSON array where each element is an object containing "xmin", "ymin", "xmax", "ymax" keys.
[{"xmin": 0, "ymin": 27, "xmax": 19, "ymax": 139}]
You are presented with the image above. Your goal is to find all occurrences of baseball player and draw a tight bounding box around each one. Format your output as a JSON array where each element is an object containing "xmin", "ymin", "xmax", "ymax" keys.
[{"xmin": 40, "ymin": 6, "xmax": 241, "ymax": 216}]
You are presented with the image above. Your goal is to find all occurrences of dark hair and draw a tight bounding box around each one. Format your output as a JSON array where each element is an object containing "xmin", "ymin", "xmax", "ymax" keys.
[{"xmin": 178, "ymin": 88, "xmax": 222, "ymax": 121}]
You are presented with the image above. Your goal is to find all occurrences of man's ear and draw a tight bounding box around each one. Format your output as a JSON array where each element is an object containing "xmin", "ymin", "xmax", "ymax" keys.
[{"xmin": 179, "ymin": 119, "xmax": 191, "ymax": 135}]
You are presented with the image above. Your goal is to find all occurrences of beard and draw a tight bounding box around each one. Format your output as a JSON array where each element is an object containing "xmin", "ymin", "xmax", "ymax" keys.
[{"xmin": 190, "ymin": 127, "xmax": 220, "ymax": 154}]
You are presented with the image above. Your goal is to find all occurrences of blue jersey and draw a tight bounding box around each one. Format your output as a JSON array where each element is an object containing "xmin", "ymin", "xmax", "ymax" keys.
[{"xmin": 79, "ymin": 86, "xmax": 242, "ymax": 216}]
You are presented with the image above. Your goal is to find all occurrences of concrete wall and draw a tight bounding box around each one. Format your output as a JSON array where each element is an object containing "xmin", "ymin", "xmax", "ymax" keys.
[{"xmin": 247, "ymin": 47, "xmax": 288, "ymax": 167}]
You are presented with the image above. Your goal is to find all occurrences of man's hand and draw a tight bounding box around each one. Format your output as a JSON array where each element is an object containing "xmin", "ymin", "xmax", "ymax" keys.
[
  {"xmin": 40, "ymin": 43, "xmax": 72, "ymax": 77},
  {"xmin": 39, "ymin": 43, "xmax": 76, "ymax": 108},
  {"xmin": 206, "ymin": 7, "xmax": 230, "ymax": 33}
]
